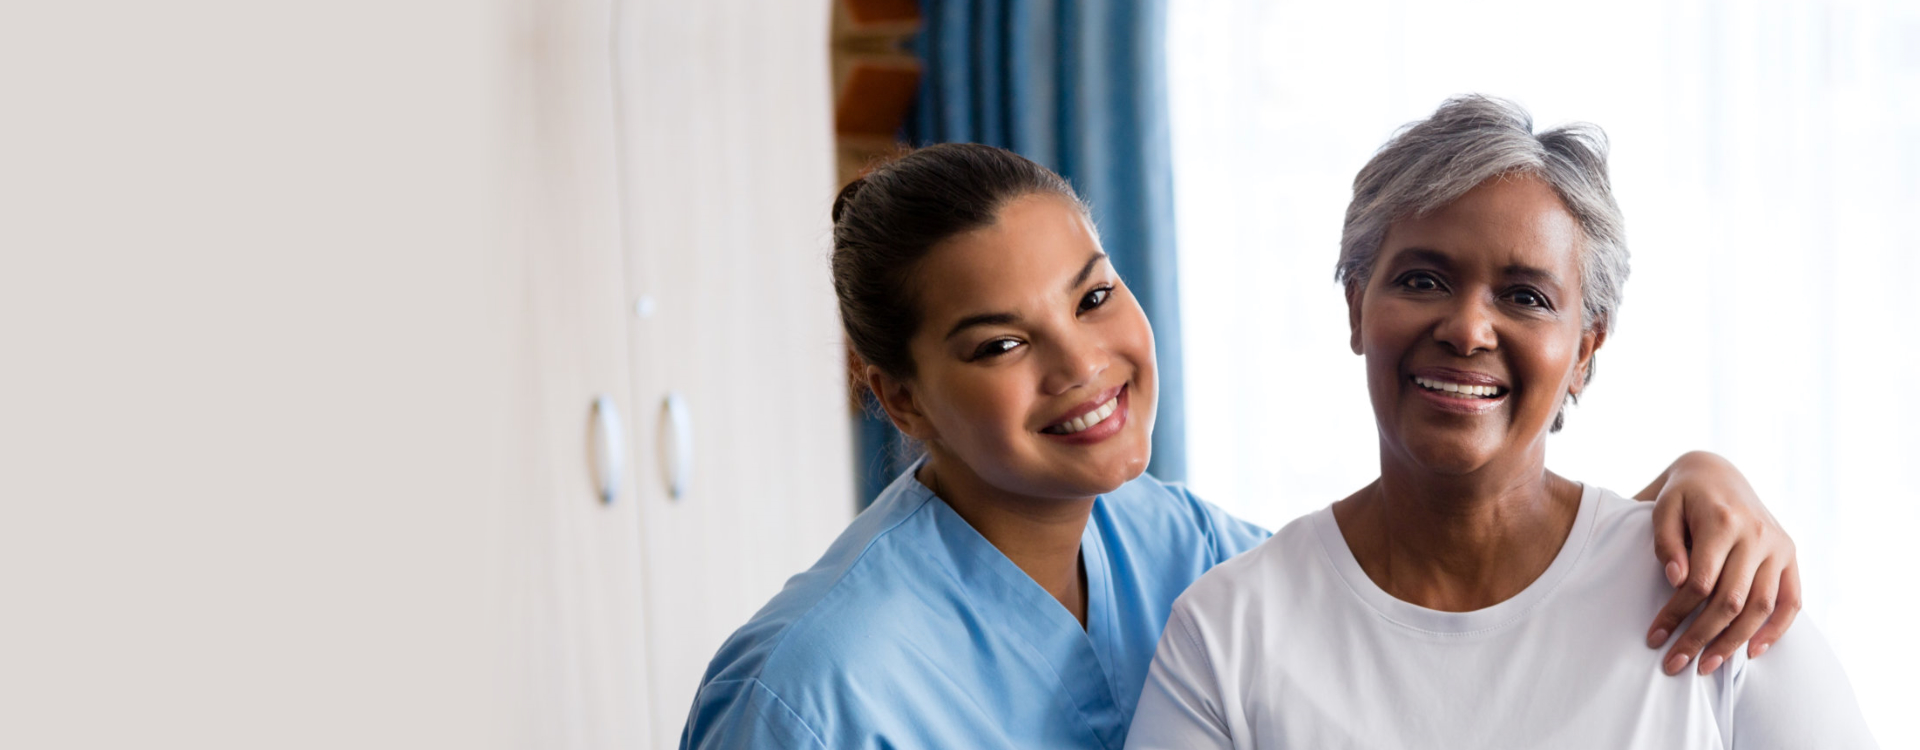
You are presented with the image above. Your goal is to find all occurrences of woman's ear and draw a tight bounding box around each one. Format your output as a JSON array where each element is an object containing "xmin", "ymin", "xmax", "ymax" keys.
[
  {"xmin": 866, "ymin": 365, "xmax": 939, "ymax": 441},
  {"xmin": 1569, "ymin": 322, "xmax": 1609, "ymax": 397},
  {"xmin": 1346, "ymin": 282, "xmax": 1365, "ymax": 355}
]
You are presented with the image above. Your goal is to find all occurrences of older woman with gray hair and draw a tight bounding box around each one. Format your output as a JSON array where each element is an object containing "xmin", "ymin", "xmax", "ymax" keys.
[{"xmin": 1124, "ymin": 96, "xmax": 1874, "ymax": 748}]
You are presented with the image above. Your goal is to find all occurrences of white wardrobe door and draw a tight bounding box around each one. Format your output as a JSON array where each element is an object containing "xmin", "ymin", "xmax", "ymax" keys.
[
  {"xmin": 498, "ymin": 0, "xmax": 656, "ymax": 747},
  {"xmin": 613, "ymin": 1, "xmax": 858, "ymax": 745}
]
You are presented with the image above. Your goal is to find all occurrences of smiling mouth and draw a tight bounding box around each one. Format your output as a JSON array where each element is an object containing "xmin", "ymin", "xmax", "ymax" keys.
[
  {"xmin": 1042, "ymin": 391, "xmax": 1123, "ymax": 435},
  {"xmin": 1412, "ymin": 375, "xmax": 1508, "ymax": 399}
]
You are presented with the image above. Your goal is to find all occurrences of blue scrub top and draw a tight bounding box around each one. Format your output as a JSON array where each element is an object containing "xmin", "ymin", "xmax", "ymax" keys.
[{"xmin": 679, "ymin": 467, "xmax": 1269, "ymax": 749}]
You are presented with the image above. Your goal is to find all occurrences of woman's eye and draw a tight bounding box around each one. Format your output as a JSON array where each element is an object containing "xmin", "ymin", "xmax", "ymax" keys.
[
  {"xmin": 970, "ymin": 338, "xmax": 1022, "ymax": 360},
  {"xmin": 1078, "ymin": 286, "xmax": 1112, "ymax": 313},
  {"xmin": 1508, "ymin": 288, "xmax": 1547, "ymax": 308},
  {"xmin": 1400, "ymin": 272, "xmax": 1442, "ymax": 292}
]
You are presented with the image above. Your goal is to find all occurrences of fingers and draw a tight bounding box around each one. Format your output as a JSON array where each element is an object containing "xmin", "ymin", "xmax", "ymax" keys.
[
  {"xmin": 1748, "ymin": 561, "xmax": 1803, "ymax": 658},
  {"xmin": 1685, "ymin": 501, "xmax": 1739, "ymax": 599},
  {"xmin": 1646, "ymin": 500, "xmax": 1737, "ymax": 654},
  {"xmin": 1646, "ymin": 589, "xmax": 1695, "ymax": 653},
  {"xmin": 1649, "ymin": 492, "xmax": 1689, "ymax": 587},
  {"xmin": 1694, "ymin": 557, "xmax": 1781, "ymax": 674},
  {"xmin": 1663, "ymin": 542, "xmax": 1760, "ymax": 675}
]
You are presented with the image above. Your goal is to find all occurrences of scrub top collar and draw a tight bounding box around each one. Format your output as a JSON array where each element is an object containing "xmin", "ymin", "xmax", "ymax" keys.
[{"xmin": 905, "ymin": 464, "xmax": 1129, "ymax": 749}]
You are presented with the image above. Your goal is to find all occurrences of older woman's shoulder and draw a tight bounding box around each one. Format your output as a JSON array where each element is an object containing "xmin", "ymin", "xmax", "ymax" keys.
[
  {"xmin": 1577, "ymin": 483, "xmax": 1663, "ymax": 551},
  {"xmin": 1165, "ymin": 506, "xmax": 1330, "ymax": 613}
]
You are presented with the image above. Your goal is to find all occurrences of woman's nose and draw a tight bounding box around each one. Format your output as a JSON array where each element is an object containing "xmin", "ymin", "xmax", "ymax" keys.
[
  {"xmin": 1433, "ymin": 296, "xmax": 1498, "ymax": 356},
  {"xmin": 1041, "ymin": 337, "xmax": 1108, "ymax": 395}
]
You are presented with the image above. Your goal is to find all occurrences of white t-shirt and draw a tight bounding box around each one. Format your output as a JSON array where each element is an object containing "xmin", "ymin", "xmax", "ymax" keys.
[{"xmin": 1125, "ymin": 483, "xmax": 1875, "ymax": 749}]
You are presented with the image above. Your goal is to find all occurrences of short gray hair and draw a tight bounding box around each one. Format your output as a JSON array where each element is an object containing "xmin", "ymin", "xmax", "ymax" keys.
[{"xmin": 1335, "ymin": 95, "xmax": 1630, "ymax": 430}]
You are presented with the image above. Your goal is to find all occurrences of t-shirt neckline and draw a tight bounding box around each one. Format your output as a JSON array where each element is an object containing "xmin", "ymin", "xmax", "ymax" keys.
[{"xmin": 1308, "ymin": 481, "xmax": 1601, "ymax": 636}]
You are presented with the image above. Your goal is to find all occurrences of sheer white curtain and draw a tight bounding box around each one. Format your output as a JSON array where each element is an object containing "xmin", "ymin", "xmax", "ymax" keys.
[{"xmin": 1169, "ymin": 0, "xmax": 1919, "ymax": 743}]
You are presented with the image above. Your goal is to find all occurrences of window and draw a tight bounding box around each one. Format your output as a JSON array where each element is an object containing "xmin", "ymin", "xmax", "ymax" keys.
[{"xmin": 1170, "ymin": 0, "xmax": 1920, "ymax": 742}]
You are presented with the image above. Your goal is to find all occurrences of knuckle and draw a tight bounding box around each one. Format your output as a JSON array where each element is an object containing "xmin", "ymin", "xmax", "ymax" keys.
[
  {"xmin": 1749, "ymin": 594, "xmax": 1777, "ymax": 617},
  {"xmin": 1685, "ymin": 576, "xmax": 1716, "ymax": 598},
  {"xmin": 1715, "ymin": 591, "xmax": 1746, "ymax": 617}
]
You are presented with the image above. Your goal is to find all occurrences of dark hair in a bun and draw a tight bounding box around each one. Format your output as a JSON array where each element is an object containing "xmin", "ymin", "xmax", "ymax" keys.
[{"xmin": 831, "ymin": 176, "xmax": 866, "ymax": 224}]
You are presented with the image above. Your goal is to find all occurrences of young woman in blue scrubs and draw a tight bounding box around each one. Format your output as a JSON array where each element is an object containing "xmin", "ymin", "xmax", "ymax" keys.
[{"xmin": 679, "ymin": 144, "xmax": 1804, "ymax": 749}]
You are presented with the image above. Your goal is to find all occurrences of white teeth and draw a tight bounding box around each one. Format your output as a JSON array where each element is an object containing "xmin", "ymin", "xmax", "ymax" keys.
[
  {"xmin": 1414, "ymin": 376, "xmax": 1503, "ymax": 399},
  {"xmin": 1050, "ymin": 396, "xmax": 1119, "ymax": 435}
]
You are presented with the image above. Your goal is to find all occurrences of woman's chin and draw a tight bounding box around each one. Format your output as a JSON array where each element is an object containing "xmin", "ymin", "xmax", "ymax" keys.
[
  {"xmin": 1098, "ymin": 433, "xmax": 1154, "ymax": 485},
  {"xmin": 1049, "ymin": 423, "xmax": 1151, "ymax": 474},
  {"xmin": 1045, "ymin": 453, "xmax": 1151, "ymax": 498},
  {"xmin": 1063, "ymin": 456, "xmax": 1150, "ymax": 497}
]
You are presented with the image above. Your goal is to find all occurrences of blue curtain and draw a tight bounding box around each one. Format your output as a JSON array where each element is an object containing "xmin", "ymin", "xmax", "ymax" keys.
[{"xmin": 857, "ymin": 0, "xmax": 1186, "ymax": 506}]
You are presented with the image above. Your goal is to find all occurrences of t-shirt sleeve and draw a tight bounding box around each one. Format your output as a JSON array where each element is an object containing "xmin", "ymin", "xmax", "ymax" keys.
[
  {"xmin": 1125, "ymin": 604, "xmax": 1235, "ymax": 749},
  {"xmin": 1172, "ymin": 484, "xmax": 1271, "ymax": 563},
  {"xmin": 679, "ymin": 678, "xmax": 828, "ymax": 750},
  {"xmin": 1723, "ymin": 619, "xmax": 1877, "ymax": 749}
]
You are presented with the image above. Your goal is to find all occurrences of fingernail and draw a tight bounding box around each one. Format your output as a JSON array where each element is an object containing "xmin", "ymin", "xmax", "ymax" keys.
[
  {"xmin": 1665, "ymin": 652, "xmax": 1691, "ymax": 674},
  {"xmin": 1665, "ymin": 561, "xmax": 1684, "ymax": 587},
  {"xmin": 1699, "ymin": 654, "xmax": 1724, "ymax": 674},
  {"xmin": 1647, "ymin": 628, "xmax": 1670, "ymax": 648},
  {"xmin": 1752, "ymin": 643, "xmax": 1770, "ymax": 657}
]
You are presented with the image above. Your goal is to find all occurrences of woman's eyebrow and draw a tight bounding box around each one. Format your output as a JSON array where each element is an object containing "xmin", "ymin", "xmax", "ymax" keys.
[
  {"xmin": 1502, "ymin": 264, "xmax": 1561, "ymax": 287},
  {"xmin": 1387, "ymin": 247, "xmax": 1453, "ymax": 271},
  {"xmin": 1068, "ymin": 252, "xmax": 1108, "ymax": 290},
  {"xmin": 945, "ymin": 312, "xmax": 1019, "ymax": 341}
]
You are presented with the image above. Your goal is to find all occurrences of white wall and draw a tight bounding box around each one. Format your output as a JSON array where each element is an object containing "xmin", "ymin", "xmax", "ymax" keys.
[{"xmin": 3, "ymin": 2, "xmax": 521, "ymax": 747}]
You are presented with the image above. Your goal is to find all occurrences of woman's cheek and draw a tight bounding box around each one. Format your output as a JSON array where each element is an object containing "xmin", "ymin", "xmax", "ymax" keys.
[
  {"xmin": 1520, "ymin": 327, "xmax": 1579, "ymax": 398},
  {"xmin": 967, "ymin": 366, "xmax": 1036, "ymax": 445},
  {"xmin": 931, "ymin": 370, "xmax": 994, "ymax": 448},
  {"xmin": 1113, "ymin": 304, "xmax": 1158, "ymax": 378}
]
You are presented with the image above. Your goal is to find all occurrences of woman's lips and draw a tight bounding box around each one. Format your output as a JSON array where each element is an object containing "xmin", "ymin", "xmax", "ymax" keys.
[
  {"xmin": 1411, "ymin": 366, "xmax": 1508, "ymax": 390},
  {"xmin": 1041, "ymin": 385, "xmax": 1129, "ymax": 445},
  {"xmin": 1408, "ymin": 369, "xmax": 1508, "ymax": 415},
  {"xmin": 1044, "ymin": 384, "xmax": 1124, "ymax": 429}
]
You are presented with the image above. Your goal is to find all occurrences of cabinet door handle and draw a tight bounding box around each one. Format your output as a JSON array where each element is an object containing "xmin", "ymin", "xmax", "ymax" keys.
[
  {"xmin": 590, "ymin": 394, "xmax": 626, "ymax": 505},
  {"xmin": 660, "ymin": 392, "xmax": 693, "ymax": 500}
]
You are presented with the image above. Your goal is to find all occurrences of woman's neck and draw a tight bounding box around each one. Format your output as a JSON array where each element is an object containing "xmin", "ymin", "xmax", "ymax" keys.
[
  {"xmin": 918, "ymin": 454, "xmax": 1094, "ymax": 628},
  {"xmin": 1332, "ymin": 444, "xmax": 1582, "ymax": 612}
]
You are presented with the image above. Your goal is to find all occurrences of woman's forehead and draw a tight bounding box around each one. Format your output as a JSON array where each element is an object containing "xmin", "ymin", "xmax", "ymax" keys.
[
  {"xmin": 1381, "ymin": 175, "xmax": 1583, "ymax": 274},
  {"xmin": 915, "ymin": 195, "xmax": 1105, "ymax": 317}
]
